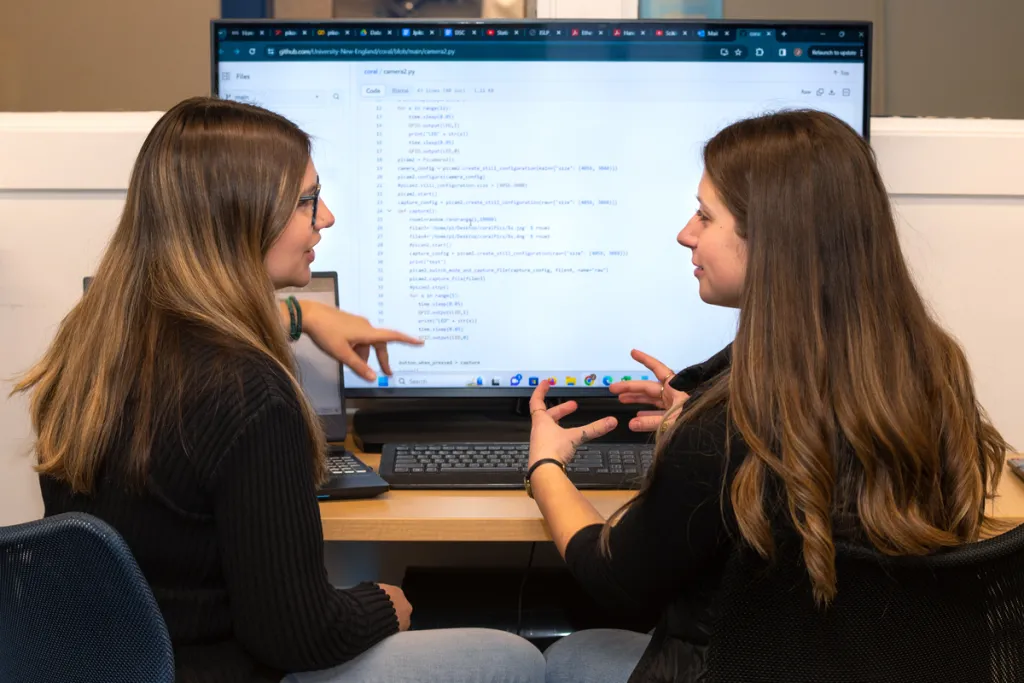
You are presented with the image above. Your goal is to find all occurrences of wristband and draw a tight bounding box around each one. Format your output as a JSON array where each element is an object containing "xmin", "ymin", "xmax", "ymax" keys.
[{"xmin": 524, "ymin": 458, "xmax": 566, "ymax": 499}]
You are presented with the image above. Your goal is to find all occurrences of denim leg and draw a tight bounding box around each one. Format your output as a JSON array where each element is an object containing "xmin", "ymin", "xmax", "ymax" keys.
[
  {"xmin": 283, "ymin": 628, "xmax": 545, "ymax": 683},
  {"xmin": 544, "ymin": 629, "xmax": 652, "ymax": 683}
]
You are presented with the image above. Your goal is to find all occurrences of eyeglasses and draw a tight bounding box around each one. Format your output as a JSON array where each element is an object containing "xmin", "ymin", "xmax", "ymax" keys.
[{"xmin": 298, "ymin": 175, "xmax": 321, "ymax": 227}]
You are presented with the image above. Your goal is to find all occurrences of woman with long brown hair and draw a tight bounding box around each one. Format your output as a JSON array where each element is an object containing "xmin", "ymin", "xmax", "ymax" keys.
[
  {"xmin": 12, "ymin": 96, "xmax": 545, "ymax": 683},
  {"xmin": 525, "ymin": 109, "xmax": 1010, "ymax": 683}
]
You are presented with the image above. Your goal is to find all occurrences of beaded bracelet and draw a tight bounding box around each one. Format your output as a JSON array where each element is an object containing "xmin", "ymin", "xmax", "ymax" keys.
[{"xmin": 285, "ymin": 296, "xmax": 302, "ymax": 341}]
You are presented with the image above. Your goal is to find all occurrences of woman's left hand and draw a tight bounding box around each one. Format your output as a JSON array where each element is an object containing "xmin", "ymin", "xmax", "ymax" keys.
[
  {"xmin": 528, "ymin": 380, "xmax": 618, "ymax": 469},
  {"xmin": 300, "ymin": 300, "xmax": 423, "ymax": 381}
]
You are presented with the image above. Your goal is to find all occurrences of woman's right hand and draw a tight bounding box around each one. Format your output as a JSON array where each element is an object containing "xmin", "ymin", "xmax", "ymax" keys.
[
  {"xmin": 378, "ymin": 583, "xmax": 413, "ymax": 631},
  {"xmin": 608, "ymin": 349, "xmax": 690, "ymax": 432}
]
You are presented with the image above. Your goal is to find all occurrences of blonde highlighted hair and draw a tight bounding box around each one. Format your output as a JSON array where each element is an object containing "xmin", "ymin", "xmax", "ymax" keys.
[
  {"xmin": 13, "ymin": 96, "xmax": 327, "ymax": 492},
  {"xmin": 604, "ymin": 110, "xmax": 1008, "ymax": 605}
]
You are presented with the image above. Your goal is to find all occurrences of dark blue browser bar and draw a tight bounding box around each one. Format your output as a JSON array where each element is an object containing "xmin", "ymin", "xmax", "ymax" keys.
[
  {"xmin": 213, "ymin": 19, "xmax": 870, "ymax": 64},
  {"xmin": 217, "ymin": 40, "xmax": 864, "ymax": 63}
]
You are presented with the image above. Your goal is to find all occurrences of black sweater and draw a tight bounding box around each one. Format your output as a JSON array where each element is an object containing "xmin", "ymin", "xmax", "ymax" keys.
[
  {"xmin": 40, "ymin": 336, "xmax": 398, "ymax": 683},
  {"xmin": 563, "ymin": 345, "xmax": 739, "ymax": 634}
]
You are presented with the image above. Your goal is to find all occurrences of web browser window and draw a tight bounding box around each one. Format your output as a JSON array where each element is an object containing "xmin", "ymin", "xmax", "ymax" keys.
[{"xmin": 215, "ymin": 20, "xmax": 870, "ymax": 396}]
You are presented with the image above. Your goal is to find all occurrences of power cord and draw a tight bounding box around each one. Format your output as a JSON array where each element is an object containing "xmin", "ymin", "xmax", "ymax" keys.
[{"xmin": 515, "ymin": 542, "xmax": 537, "ymax": 637}]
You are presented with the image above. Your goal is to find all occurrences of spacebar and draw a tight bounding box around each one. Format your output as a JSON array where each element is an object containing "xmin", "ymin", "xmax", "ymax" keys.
[{"xmin": 440, "ymin": 467, "xmax": 521, "ymax": 473}]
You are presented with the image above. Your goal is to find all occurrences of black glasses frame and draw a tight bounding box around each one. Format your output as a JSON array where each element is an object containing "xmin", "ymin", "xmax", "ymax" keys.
[{"xmin": 299, "ymin": 175, "xmax": 321, "ymax": 226}]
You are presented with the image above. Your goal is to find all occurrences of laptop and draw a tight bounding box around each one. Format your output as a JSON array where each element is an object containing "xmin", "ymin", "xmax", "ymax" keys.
[
  {"xmin": 83, "ymin": 272, "xmax": 389, "ymax": 500},
  {"xmin": 276, "ymin": 272, "xmax": 390, "ymax": 500}
]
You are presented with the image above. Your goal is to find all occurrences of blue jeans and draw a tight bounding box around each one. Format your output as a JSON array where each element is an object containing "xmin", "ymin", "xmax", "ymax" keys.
[
  {"xmin": 282, "ymin": 628, "xmax": 545, "ymax": 683},
  {"xmin": 544, "ymin": 629, "xmax": 652, "ymax": 683}
]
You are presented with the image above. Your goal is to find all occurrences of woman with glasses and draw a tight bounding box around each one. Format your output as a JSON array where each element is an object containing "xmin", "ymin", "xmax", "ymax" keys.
[{"xmin": 13, "ymin": 97, "xmax": 545, "ymax": 683}]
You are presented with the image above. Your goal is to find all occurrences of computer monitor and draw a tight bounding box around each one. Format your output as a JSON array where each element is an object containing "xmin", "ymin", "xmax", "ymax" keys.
[
  {"xmin": 212, "ymin": 19, "xmax": 872, "ymax": 400},
  {"xmin": 83, "ymin": 272, "xmax": 347, "ymax": 440}
]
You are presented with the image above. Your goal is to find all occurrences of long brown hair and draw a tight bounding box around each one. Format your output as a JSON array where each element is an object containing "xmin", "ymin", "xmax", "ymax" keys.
[
  {"xmin": 12, "ymin": 96, "xmax": 327, "ymax": 492},
  {"xmin": 606, "ymin": 110, "xmax": 1008, "ymax": 605}
]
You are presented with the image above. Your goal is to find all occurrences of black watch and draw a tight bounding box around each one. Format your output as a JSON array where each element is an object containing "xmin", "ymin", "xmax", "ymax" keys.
[{"xmin": 524, "ymin": 458, "xmax": 567, "ymax": 498}]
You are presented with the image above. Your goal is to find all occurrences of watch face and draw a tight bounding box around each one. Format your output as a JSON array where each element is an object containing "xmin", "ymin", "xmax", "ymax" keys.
[{"xmin": 332, "ymin": 0, "xmax": 511, "ymax": 18}]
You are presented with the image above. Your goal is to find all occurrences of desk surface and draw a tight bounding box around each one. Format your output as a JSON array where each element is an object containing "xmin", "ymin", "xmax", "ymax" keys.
[{"xmin": 319, "ymin": 443, "xmax": 1024, "ymax": 542}]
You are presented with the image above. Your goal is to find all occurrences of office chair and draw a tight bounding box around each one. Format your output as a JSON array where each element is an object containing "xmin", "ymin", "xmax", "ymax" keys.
[
  {"xmin": 0, "ymin": 512, "xmax": 175, "ymax": 683},
  {"xmin": 701, "ymin": 522, "xmax": 1024, "ymax": 682}
]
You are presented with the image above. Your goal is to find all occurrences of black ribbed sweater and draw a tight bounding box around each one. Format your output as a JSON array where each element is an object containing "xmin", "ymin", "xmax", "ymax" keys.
[{"xmin": 40, "ymin": 334, "xmax": 398, "ymax": 683}]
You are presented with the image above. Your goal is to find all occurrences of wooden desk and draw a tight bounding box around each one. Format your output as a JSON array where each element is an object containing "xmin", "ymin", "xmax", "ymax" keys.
[
  {"xmin": 988, "ymin": 459, "xmax": 1024, "ymax": 525},
  {"xmin": 319, "ymin": 446, "xmax": 1024, "ymax": 542}
]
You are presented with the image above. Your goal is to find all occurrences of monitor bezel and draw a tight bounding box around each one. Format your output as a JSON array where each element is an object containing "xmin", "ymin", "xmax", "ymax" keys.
[{"xmin": 210, "ymin": 18, "xmax": 872, "ymax": 399}]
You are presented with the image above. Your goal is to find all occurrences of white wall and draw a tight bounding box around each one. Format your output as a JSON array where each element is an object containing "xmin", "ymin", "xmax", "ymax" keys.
[
  {"xmin": 872, "ymin": 118, "xmax": 1024, "ymax": 451},
  {"xmin": 0, "ymin": 115, "xmax": 157, "ymax": 524},
  {"xmin": 2, "ymin": 114, "xmax": 1023, "ymax": 525}
]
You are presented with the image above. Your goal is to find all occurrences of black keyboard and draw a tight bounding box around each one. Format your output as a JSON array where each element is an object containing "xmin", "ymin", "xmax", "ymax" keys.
[
  {"xmin": 316, "ymin": 447, "xmax": 390, "ymax": 500},
  {"xmin": 378, "ymin": 442, "xmax": 654, "ymax": 490}
]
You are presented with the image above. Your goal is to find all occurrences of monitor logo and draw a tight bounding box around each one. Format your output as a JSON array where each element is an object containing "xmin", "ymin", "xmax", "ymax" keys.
[
  {"xmin": 584, "ymin": 373, "xmax": 597, "ymax": 386},
  {"xmin": 528, "ymin": 377, "xmax": 539, "ymax": 386}
]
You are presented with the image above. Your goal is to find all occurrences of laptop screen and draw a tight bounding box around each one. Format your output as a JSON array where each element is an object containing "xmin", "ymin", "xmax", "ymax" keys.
[
  {"xmin": 85, "ymin": 271, "xmax": 346, "ymax": 439},
  {"xmin": 276, "ymin": 271, "xmax": 346, "ymax": 438}
]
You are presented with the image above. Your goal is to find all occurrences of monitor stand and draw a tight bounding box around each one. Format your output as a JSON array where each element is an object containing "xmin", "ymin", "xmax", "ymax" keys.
[{"xmin": 352, "ymin": 397, "xmax": 656, "ymax": 453}]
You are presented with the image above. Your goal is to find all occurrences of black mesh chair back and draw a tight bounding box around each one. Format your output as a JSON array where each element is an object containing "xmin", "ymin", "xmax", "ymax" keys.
[
  {"xmin": 0, "ymin": 512, "xmax": 174, "ymax": 683},
  {"xmin": 704, "ymin": 523, "xmax": 1024, "ymax": 683}
]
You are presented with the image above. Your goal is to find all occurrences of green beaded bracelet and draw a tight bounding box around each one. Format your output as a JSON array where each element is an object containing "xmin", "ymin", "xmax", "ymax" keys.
[{"xmin": 285, "ymin": 296, "xmax": 302, "ymax": 341}]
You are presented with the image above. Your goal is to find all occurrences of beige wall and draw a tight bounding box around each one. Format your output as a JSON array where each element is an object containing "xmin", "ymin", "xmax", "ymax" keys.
[
  {"xmin": 0, "ymin": 0, "xmax": 218, "ymax": 112},
  {"xmin": 276, "ymin": 0, "xmax": 332, "ymax": 18},
  {"xmin": 1, "ymin": 0, "xmax": 1021, "ymax": 117},
  {"xmin": 882, "ymin": 0, "xmax": 1024, "ymax": 119}
]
